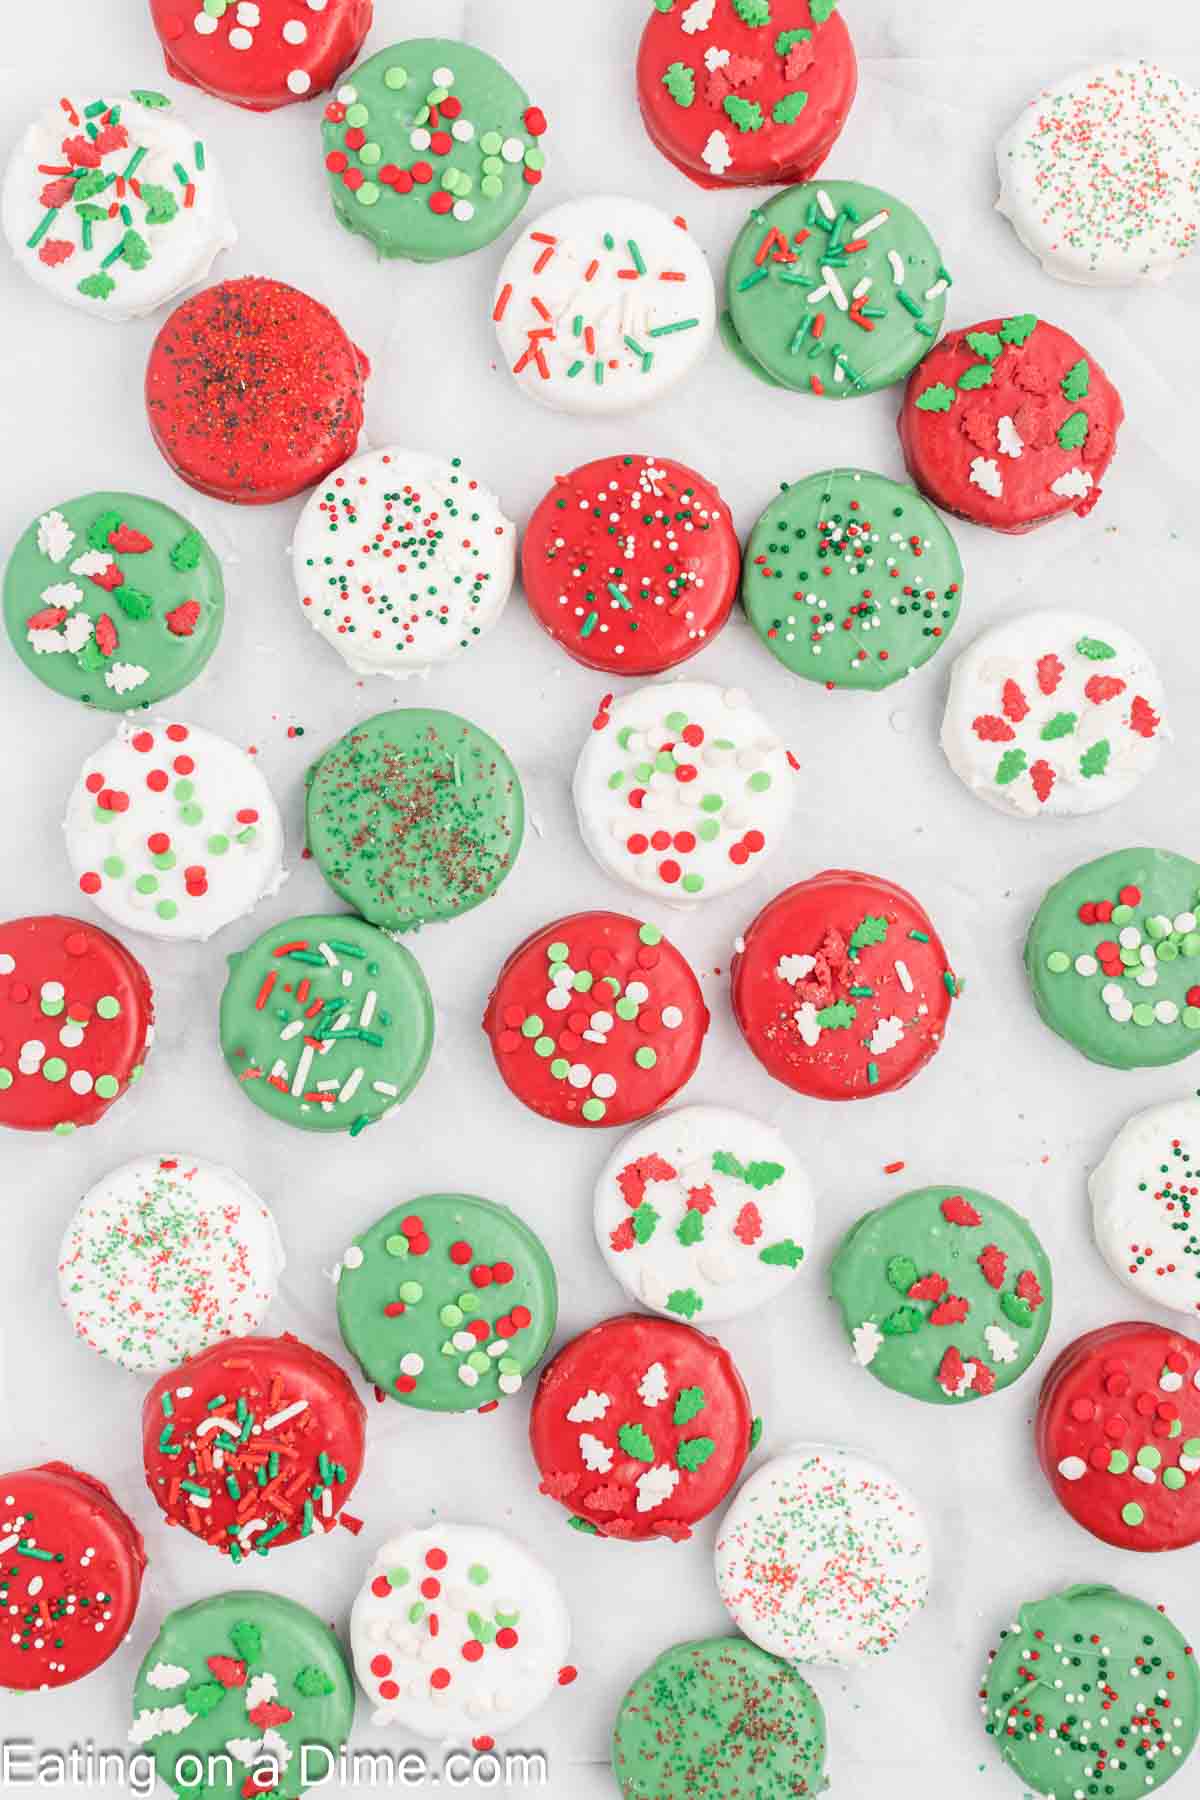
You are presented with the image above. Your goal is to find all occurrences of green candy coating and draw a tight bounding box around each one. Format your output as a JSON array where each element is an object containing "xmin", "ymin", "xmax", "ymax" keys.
[
  {"xmin": 306, "ymin": 709, "xmax": 524, "ymax": 932},
  {"xmin": 742, "ymin": 468, "xmax": 963, "ymax": 691},
  {"xmin": 219, "ymin": 912, "xmax": 434, "ymax": 1135},
  {"xmin": 337, "ymin": 1193, "xmax": 557, "ymax": 1412},
  {"xmin": 612, "ymin": 1636, "xmax": 827, "ymax": 1799},
  {"xmin": 831, "ymin": 1185, "xmax": 1053, "ymax": 1405},
  {"xmin": 3, "ymin": 492, "xmax": 223, "ymax": 711},
  {"xmin": 724, "ymin": 180, "xmax": 950, "ymax": 396},
  {"xmin": 982, "ymin": 1585, "xmax": 1200, "ymax": 1800},
  {"xmin": 321, "ymin": 40, "xmax": 545, "ymax": 263},
  {"xmin": 131, "ymin": 1591, "xmax": 354, "ymax": 1800},
  {"xmin": 1026, "ymin": 848, "xmax": 1200, "ymax": 1069}
]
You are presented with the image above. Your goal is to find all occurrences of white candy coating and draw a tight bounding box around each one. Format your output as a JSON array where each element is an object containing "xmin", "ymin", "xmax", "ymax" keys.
[{"xmin": 1090, "ymin": 1099, "xmax": 1200, "ymax": 1319}]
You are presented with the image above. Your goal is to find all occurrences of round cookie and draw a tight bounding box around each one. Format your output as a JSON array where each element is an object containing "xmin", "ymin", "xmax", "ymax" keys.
[
  {"xmin": 594, "ymin": 1104, "xmax": 813, "ymax": 1324},
  {"xmin": 731, "ymin": 871, "xmax": 960, "ymax": 1101},
  {"xmin": 59, "ymin": 1153, "xmax": 285, "ymax": 1373},
  {"xmin": 305, "ymin": 710, "xmax": 523, "ymax": 931},
  {"xmin": 723, "ymin": 180, "xmax": 950, "ymax": 396},
  {"xmin": 292, "ymin": 447, "xmax": 515, "ymax": 677},
  {"xmin": 483, "ymin": 912, "xmax": 709, "ymax": 1128},
  {"xmin": 1036, "ymin": 1320, "xmax": 1200, "ymax": 1552},
  {"xmin": 941, "ymin": 612, "xmax": 1167, "ymax": 819},
  {"xmin": 716, "ymin": 1445, "xmax": 931, "ymax": 1665},
  {"xmin": 574, "ymin": 682, "xmax": 796, "ymax": 904},
  {"xmin": 0, "ymin": 915, "xmax": 153, "ymax": 1134},
  {"xmin": 981, "ymin": 1584, "xmax": 1200, "ymax": 1800},
  {"xmin": 529, "ymin": 1313, "xmax": 753, "ymax": 1542},
  {"xmin": 636, "ymin": 0, "xmax": 857, "ymax": 191},
  {"xmin": 219, "ymin": 912, "xmax": 434, "ymax": 1135},
  {"xmin": 150, "ymin": 0, "xmax": 373, "ymax": 110},
  {"xmin": 612, "ymin": 1636, "xmax": 827, "ymax": 1799},
  {"xmin": 521, "ymin": 455, "xmax": 739, "ymax": 674},
  {"xmin": 493, "ymin": 197, "xmax": 716, "ymax": 415},
  {"xmin": 145, "ymin": 277, "xmax": 369, "ymax": 505},
  {"xmin": 1090, "ymin": 1101, "xmax": 1200, "ymax": 1319},
  {"xmin": 65, "ymin": 719, "xmax": 285, "ymax": 940},
  {"xmin": 3, "ymin": 492, "xmax": 224, "ymax": 711},
  {"xmin": 321, "ymin": 40, "xmax": 547, "ymax": 261},
  {"xmin": 351, "ymin": 1523, "xmax": 570, "ymax": 1735},
  {"xmin": 996, "ymin": 62, "xmax": 1200, "ymax": 286},
  {"xmin": 741, "ymin": 468, "xmax": 963, "ymax": 691},
  {"xmin": 130, "ymin": 1590, "xmax": 355, "ymax": 1799},
  {"xmin": 336, "ymin": 1194, "xmax": 557, "ymax": 1412},
  {"xmin": 1024, "ymin": 848, "xmax": 1200, "ymax": 1071},
  {"xmin": 830, "ymin": 1185, "xmax": 1053, "ymax": 1405},
  {"xmin": 3, "ymin": 92, "xmax": 235, "ymax": 320},
  {"xmin": 0, "ymin": 1462, "xmax": 145, "ymax": 1691},
  {"xmin": 142, "ymin": 1333, "xmax": 366, "ymax": 1559},
  {"xmin": 899, "ymin": 314, "xmax": 1124, "ymax": 533}
]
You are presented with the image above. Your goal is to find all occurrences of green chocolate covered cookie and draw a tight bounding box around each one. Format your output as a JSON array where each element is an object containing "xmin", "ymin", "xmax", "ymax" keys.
[
  {"xmin": 306, "ymin": 709, "xmax": 524, "ymax": 932},
  {"xmin": 337, "ymin": 1193, "xmax": 557, "ymax": 1412},
  {"xmin": 724, "ymin": 179, "xmax": 950, "ymax": 395},
  {"xmin": 831, "ymin": 1185, "xmax": 1053, "ymax": 1405},
  {"xmin": 219, "ymin": 913, "xmax": 434, "ymax": 1135},
  {"xmin": 981, "ymin": 1585, "xmax": 1200, "ymax": 1800},
  {"xmin": 320, "ymin": 40, "xmax": 548, "ymax": 263},
  {"xmin": 3, "ymin": 492, "xmax": 223, "ymax": 710},
  {"xmin": 1025, "ymin": 848, "xmax": 1200, "ymax": 1070},
  {"xmin": 741, "ymin": 468, "xmax": 963, "ymax": 690},
  {"xmin": 130, "ymin": 1590, "xmax": 354, "ymax": 1800},
  {"xmin": 612, "ymin": 1636, "xmax": 827, "ymax": 1799}
]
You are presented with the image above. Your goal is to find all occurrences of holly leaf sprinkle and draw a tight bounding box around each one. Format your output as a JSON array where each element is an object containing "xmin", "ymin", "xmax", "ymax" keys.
[
  {"xmin": 886, "ymin": 1255, "xmax": 919, "ymax": 1294},
  {"xmin": 295, "ymin": 1666, "xmax": 335, "ymax": 1698},
  {"xmin": 1000, "ymin": 313, "xmax": 1038, "ymax": 346},
  {"xmin": 1000, "ymin": 1293, "xmax": 1034, "ymax": 1330},
  {"xmin": 617, "ymin": 1422, "xmax": 655, "ymax": 1463},
  {"xmin": 810, "ymin": 0, "xmax": 838, "ymax": 18},
  {"xmin": 733, "ymin": 0, "xmax": 772, "ymax": 21},
  {"xmin": 965, "ymin": 330, "xmax": 1003, "ymax": 362},
  {"xmin": 1076, "ymin": 636, "xmax": 1116, "ymax": 661},
  {"xmin": 759, "ymin": 1238, "xmax": 805, "ymax": 1267},
  {"xmin": 229, "ymin": 1622, "xmax": 261, "ymax": 1663},
  {"xmin": 78, "ymin": 272, "xmax": 116, "ymax": 301},
  {"xmin": 815, "ymin": 1000, "xmax": 856, "ymax": 1028},
  {"xmin": 676, "ymin": 1208, "xmax": 704, "ymax": 1247},
  {"xmin": 916, "ymin": 382, "xmax": 955, "ymax": 412},
  {"xmin": 850, "ymin": 914, "xmax": 889, "ymax": 955},
  {"xmin": 184, "ymin": 1681, "xmax": 224, "ymax": 1718},
  {"xmin": 773, "ymin": 92, "xmax": 809, "ymax": 124},
  {"xmin": 170, "ymin": 529, "xmax": 202, "ymax": 572},
  {"xmin": 632, "ymin": 1202, "xmax": 660, "ymax": 1244},
  {"xmin": 141, "ymin": 182, "xmax": 179, "ymax": 226},
  {"xmin": 1057, "ymin": 411, "xmax": 1089, "ymax": 450},
  {"xmin": 1040, "ymin": 711, "xmax": 1077, "ymax": 741},
  {"xmin": 676, "ymin": 1436, "xmax": 716, "ymax": 1472},
  {"xmin": 115, "ymin": 586, "xmax": 154, "ymax": 620},
  {"xmin": 1080, "ymin": 739, "xmax": 1111, "ymax": 779},
  {"xmin": 775, "ymin": 27, "xmax": 811, "ymax": 53},
  {"xmin": 666, "ymin": 1287, "xmax": 703, "ymax": 1319},
  {"xmin": 957, "ymin": 362, "xmax": 994, "ymax": 391},
  {"xmin": 880, "ymin": 1305, "xmax": 923, "ymax": 1336},
  {"xmin": 724, "ymin": 95, "xmax": 765, "ymax": 132},
  {"xmin": 673, "ymin": 1386, "xmax": 706, "ymax": 1426},
  {"xmin": 1061, "ymin": 358, "xmax": 1090, "ymax": 401},
  {"xmin": 662, "ymin": 62, "xmax": 695, "ymax": 106},
  {"xmin": 995, "ymin": 748, "xmax": 1028, "ymax": 785}
]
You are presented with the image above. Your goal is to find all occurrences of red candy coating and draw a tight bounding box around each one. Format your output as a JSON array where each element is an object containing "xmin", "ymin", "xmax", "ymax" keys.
[
  {"xmin": 521, "ymin": 456, "xmax": 740, "ymax": 675},
  {"xmin": 0, "ymin": 1462, "xmax": 146, "ymax": 1690},
  {"xmin": 145, "ymin": 277, "xmax": 369, "ymax": 505},
  {"xmin": 529, "ymin": 1314, "xmax": 752, "ymax": 1541},
  {"xmin": 731, "ymin": 870, "xmax": 958, "ymax": 1101},
  {"xmin": 1037, "ymin": 1321, "xmax": 1200, "ymax": 1552},
  {"xmin": 141, "ymin": 1333, "xmax": 366, "ymax": 1556},
  {"xmin": 0, "ymin": 915, "xmax": 153, "ymax": 1133},
  {"xmin": 148, "ymin": 0, "xmax": 373, "ymax": 112}
]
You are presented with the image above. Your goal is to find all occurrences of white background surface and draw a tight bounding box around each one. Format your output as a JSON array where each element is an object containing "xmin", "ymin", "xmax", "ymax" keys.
[{"xmin": 2, "ymin": 2, "xmax": 1200, "ymax": 1796}]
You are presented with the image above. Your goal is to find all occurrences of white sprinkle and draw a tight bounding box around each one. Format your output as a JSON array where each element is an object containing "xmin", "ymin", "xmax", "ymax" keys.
[
  {"xmin": 317, "ymin": 942, "xmax": 339, "ymax": 966},
  {"xmin": 290, "ymin": 1043, "xmax": 314, "ymax": 1098},
  {"xmin": 282, "ymin": 19, "xmax": 308, "ymax": 43},
  {"xmin": 359, "ymin": 990, "xmax": 377, "ymax": 1028},
  {"xmin": 1050, "ymin": 467, "xmax": 1094, "ymax": 500},
  {"xmin": 816, "ymin": 189, "xmax": 837, "ymax": 221},
  {"xmin": 997, "ymin": 415, "xmax": 1025, "ymax": 459},
  {"xmin": 261, "ymin": 1400, "xmax": 308, "ymax": 1432},
  {"xmin": 287, "ymin": 69, "xmax": 312, "ymax": 94},
  {"xmin": 566, "ymin": 1390, "xmax": 610, "ymax": 1423},
  {"xmin": 852, "ymin": 1321, "xmax": 883, "ymax": 1367},
  {"xmin": 969, "ymin": 457, "xmax": 1003, "ymax": 499},
  {"xmin": 894, "ymin": 960, "xmax": 914, "ymax": 993},
  {"xmin": 821, "ymin": 265, "xmax": 849, "ymax": 311},
  {"xmin": 1057, "ymin": 1456, "xmax": 1087, "ymax": 1482},
  {"xmin": 372, "ymin": 1081, "xmax": 399, "ymax": 1097},
  {"xmin": 279, "ymin": 1019, "xmax": 304, "ymax": 1040},
  {"xmin": 857, "ymin": 209, "xmax": 890, "ymax": 236},
  {"xmin": 887, "ymin": 249, "xmax": 904, "ymax": 285},
  {"xmin": 851, "ymin": 276, "xmax": 873, "ymax": 299},
  {"xmin": 338, "ymin": 1067, "xmax": 364, "ymax": 1104},
  {"xmin": 924, "ymin": 278, "xmax": 949, "ymax": 300},
  {"xmin": 400, "ymin": 1352, "xmax": 424, "ymax": 1377},
  {"xmin": 579, "ymin": 1433, "xmax": 613, "ymax": 1472},
  {"xmin": 867, "ymin": 1015, "xmax": 905, "ymax": 1055}
]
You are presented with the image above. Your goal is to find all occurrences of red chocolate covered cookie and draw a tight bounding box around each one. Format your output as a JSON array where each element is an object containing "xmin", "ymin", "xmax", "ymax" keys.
[
  {"xmin": 142, "ymin": 1333, "xmax": 366, "ymax": 1561},
  {"xmin": 149, "ymin": 0, "xmax": 373, "ymax": 110},
  {"xmin": 145, "ymin": 276, "xmax": 369, "ymax": 504},
  {"xmin": 636, "ymin": 0, "xmax": 857, "ymax": 190},
  {"xmin": 731, "ymin": 871, "xmax": 960, "ymax": 1100},
  {"xmin": 898, "ymin": 314, "xmax": 1123, "ymax": 533},
  {"xmin": 1037, "ymin": 1321, "xmax": 1200, "ymax": 1553},
  {"xmin": 483, "ymin": 912, "xmax": 709, "ymax": 1128},
  {"xmin": 529, "ymin": 1313, "xmax": 754, "ymax": 1541},
  {"xmin": 0, "ymin": 915, "xmax": 153, "ymax": 1133},
  {"xmin": 0, "ymin": 1462, "xmax": 146, "ymax": 1690},
  {"xmin": 521, "ymin": 456, "xmax": 739, "ymax": 675}
]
